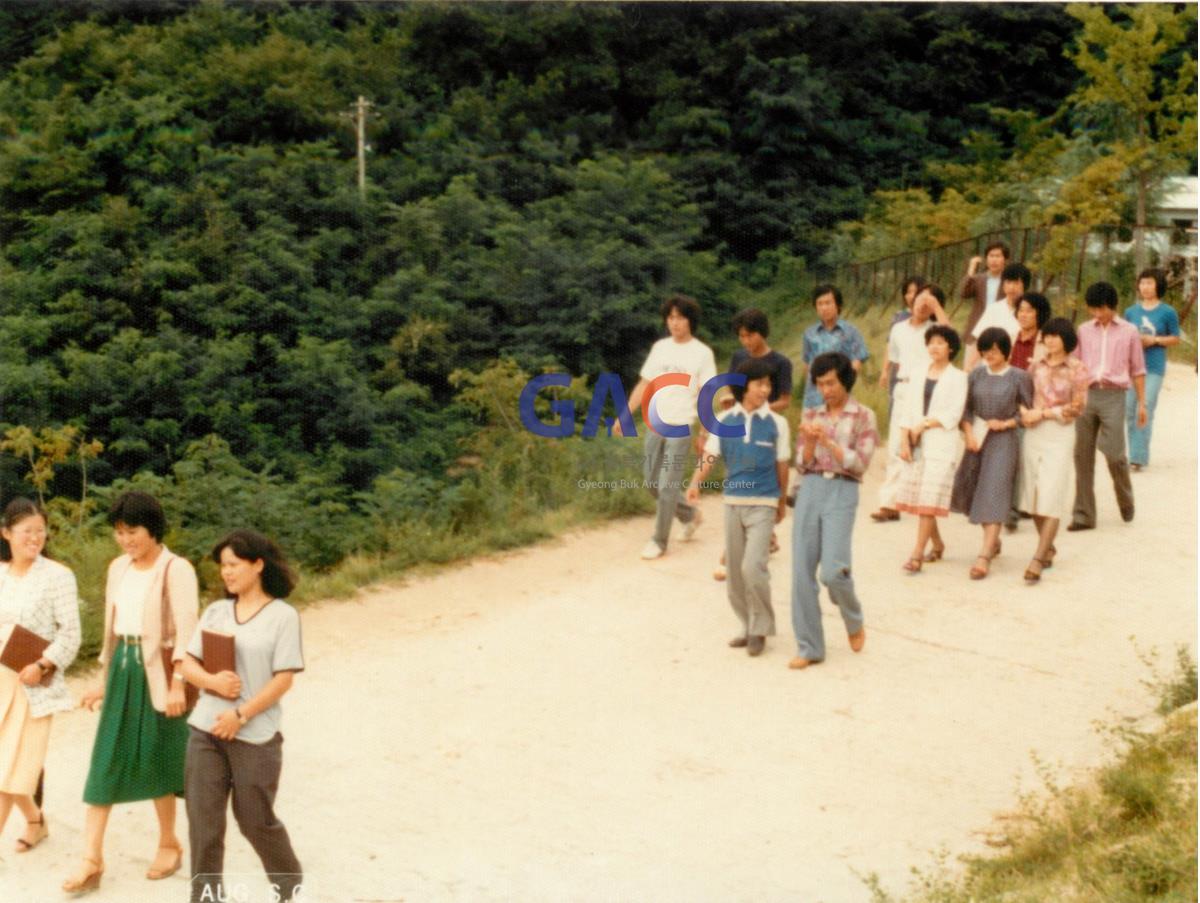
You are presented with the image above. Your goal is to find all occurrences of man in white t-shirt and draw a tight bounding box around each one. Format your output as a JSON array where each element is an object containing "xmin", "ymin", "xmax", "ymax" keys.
[
  {"xmin": 616, "ymin": 295, "xmax": 717, "ymax": 559},
  {"xmin": 870, "ymin": 285, "xmax": 950, "ymax": 521}
]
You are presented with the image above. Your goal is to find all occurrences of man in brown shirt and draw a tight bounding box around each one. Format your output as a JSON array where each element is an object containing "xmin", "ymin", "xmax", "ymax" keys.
[{"xmin": 959, "ymin": 240, "xmax": 1010, "ymax": 346}]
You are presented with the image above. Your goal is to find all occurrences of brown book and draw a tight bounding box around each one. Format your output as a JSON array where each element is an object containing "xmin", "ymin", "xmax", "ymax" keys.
[
  {"xmin": 201, "ymin": 629, "xmax": 236, "ymax": 695},
  {"xmin": 0, "ymin": 624, "xmax": 49, "ymax": 674}
]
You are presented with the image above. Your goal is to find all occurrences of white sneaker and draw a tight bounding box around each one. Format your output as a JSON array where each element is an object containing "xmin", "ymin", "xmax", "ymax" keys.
[
  {"xmin": 681, "ymin": 509, "xmax": 703, "ymax": 541},
  {"xmin": 640, "ymin": 541, "xmax": 664, "ymax": 560}
]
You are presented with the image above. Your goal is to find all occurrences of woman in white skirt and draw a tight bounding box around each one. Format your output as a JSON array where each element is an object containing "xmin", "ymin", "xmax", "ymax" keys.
[
  {"xmin": 1018, "ymin": 318, "xmax": 1089, "ymax": 583},
  {"xmin": 895, "ymin": 324, "xmax": 968, "ymax": 572}
]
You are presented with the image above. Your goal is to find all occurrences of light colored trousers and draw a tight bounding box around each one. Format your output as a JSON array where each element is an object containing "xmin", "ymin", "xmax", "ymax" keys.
[
  {"xmin": 643, "ymin": 431, "xmax": 697, "ymax": 550},
  {"xmin": 878, "ymin": 382, "xmax": 908, "ymax": 509},
  {"xmin": 723, "ymin": 504, "xmax": 777, "ymax": 637},
  {"xmin": 1126, "ymin": 371, "xmax": 1164, "ymax": 466},
  {"xmin": 791, "ymin": 475, "xmax": 864, "ymax": 661}
]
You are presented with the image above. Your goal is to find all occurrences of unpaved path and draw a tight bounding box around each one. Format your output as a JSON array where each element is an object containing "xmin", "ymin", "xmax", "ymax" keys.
[{"xmin": 1, "ymin": 365, "xmax": 1195, "ymax": 903}]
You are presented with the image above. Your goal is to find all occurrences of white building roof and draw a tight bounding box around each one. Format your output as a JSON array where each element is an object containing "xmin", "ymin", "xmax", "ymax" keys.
[{"xmin": 1156, "ymin": 176, "xmax": 1198, "ymax": 223}]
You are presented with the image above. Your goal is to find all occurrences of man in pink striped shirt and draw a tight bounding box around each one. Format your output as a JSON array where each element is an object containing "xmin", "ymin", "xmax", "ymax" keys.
[{"xmin": 1068, "ymin": 282, "xmax": 1147, "ymax": 531}]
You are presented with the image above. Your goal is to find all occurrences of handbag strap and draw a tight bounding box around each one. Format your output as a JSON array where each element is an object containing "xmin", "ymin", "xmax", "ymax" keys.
[{"xmin": 159, "ymin": 556, "xmax": 176, "ymax": 649}]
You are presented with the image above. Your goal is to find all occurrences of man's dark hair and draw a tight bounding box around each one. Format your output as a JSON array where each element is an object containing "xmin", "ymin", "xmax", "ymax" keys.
[
  {"xmin": 731, "ymin": 308, "xmax": 770, "ymax": 339},
  {"xmin": 984, "ymin": 240, "xmax": 1011, "ymax": 259},
  {"xmin": 811, "ymin": 283, "xmax": 844, "ymax": 312},
  {"xmin": 660, "ymin": 294, "xmax": 700, "ymax": 333},
  {"xmin": 1137, "ymin": 267, "xmax": 1167, "ymax": 299},
  {"xmin": 809, "ymin": 352, "xmax": 856, "ymax": 392},
  {"xmin": 923, "ymin": 324, "xmax": 961, "ymax": 360},
  {"xmin": 730, "ymin": 357, "xmax": 777, "ymax": 403},
  {"xmin": 1085, "ymin": 281, "xmax": 1119, "ymax": 309},
  {"xmin": 1001, "ymin": 262, "xmax": 1031, "ymax": 288}
]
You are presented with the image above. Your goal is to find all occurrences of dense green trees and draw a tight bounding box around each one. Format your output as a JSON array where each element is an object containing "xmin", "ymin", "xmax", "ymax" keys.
[
  {"xmin": 0, "ymin": 2, "xmax": 1110, "ymax": 574},
  {"xmin": 828, "ymin": 4, "xmax": 1197, "ymax": 273}
]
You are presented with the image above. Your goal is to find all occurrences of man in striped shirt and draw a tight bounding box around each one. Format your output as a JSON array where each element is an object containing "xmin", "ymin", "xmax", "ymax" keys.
[{"xmin": 1068, "ymin": 281, "xmax": 1147, "ymax": 531}]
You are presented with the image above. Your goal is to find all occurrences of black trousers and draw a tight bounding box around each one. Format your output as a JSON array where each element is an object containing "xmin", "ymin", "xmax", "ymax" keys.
[{"xmin": 185, "ymin": 728, "xmax": 303, "ymax": 903}]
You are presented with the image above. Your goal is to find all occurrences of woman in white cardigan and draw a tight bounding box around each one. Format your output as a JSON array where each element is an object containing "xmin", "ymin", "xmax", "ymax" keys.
[
  {"xmin": 895, "ymin": 325, "xmax": 969, "ymax": 573},
  {"xmin": 0, "ymin": 497, "xmax": 81, "ymax": 854}
]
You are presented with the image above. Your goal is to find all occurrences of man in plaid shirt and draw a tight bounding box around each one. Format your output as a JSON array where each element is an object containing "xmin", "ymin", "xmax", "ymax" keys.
[{"xmin": 789, "ymin": 352, "xmax": 879, "ymax": 670}]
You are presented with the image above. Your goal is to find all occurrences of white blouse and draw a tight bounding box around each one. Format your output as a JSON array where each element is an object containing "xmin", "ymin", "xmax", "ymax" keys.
[
  {"xmin": 113, "ymin": 565, "xmax": 157, "ymax": 636},
  {"xmin": 0, "ymin": 571, "xmax": 37, "ymax": 626}
]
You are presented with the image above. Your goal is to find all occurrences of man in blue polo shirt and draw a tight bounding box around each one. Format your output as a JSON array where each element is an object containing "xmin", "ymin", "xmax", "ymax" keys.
[{"xmin": 801, "ymin": 284, "xmax": 868, "ymax": 409}]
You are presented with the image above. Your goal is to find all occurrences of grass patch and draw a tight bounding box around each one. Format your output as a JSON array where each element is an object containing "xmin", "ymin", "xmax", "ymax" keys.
[{"xmin": 864, "ymin": 647, "xmax": 1199, "ymax": 903}]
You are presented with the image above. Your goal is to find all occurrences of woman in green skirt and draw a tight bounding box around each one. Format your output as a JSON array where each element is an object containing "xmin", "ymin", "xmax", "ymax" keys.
[{"xmin": 63, "ymin": 491, "xmax": 199, "ymax": 894}]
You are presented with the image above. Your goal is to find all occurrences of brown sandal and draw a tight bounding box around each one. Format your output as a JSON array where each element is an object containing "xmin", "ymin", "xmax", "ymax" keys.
[
  {"xmin": 146, "ymin": 840, "xmax": 184, "ymax": 880},
  {"xmin": 1024, "ymin": 558, "xmax": 1050, "ymax": 584},
  {"xmin": 15, "ymin": 811, "xmax": 47, "ymax": 852},
  {"xmin": 969, "ymin": 555, "xmax": 991, "ymax": 580},
  {"xmin": 923, "ymin": 543, "xmax": 945, "ymax": 563},
  {"xmin": 902, "ymin": 556, "xmax": 923, "ymax": 574},
  {"xmin": 63, "ymin": 856, "xmax": 104, "ymax": 894}
]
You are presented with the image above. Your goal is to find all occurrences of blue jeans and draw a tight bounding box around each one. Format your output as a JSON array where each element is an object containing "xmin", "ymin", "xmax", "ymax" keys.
[
  {"xmin": 1126, "ymin": 371, "xmax": 1164, "ymax": 466},
  {"xmin": 790, "ymin": 475, "xmax": 864, "ymax": 661}
]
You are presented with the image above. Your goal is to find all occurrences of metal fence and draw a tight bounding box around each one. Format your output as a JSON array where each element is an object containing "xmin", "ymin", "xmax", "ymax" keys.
[{"xmin": 834, "ymin": 224, "xmax": 1199, "ymax": 329}]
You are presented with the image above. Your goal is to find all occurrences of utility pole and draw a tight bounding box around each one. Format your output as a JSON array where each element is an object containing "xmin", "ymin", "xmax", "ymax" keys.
[{"xmin": 341, "ymin": 96, "xmax": 374, "ymax": 198}]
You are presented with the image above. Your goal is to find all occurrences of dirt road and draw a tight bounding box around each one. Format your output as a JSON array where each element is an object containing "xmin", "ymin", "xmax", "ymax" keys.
[{"xmin": 2, "ymin": 365, "xmax": 1195, "ymax": 903}]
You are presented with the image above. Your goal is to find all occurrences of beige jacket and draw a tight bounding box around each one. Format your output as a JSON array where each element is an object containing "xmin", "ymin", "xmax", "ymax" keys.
[{"xmin": 98, "ymin": 547, "xmax": 199, "ymax": 713}]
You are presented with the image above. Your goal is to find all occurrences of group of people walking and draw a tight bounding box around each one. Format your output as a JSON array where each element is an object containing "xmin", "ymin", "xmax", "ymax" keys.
[
  {"xmin": 626, "ymin": 247, "xmax": 1179, "ymax": 668},
  {"xmin": 0, "ymin": 491, "xmax": 304, "ymax": 902},
  {"xmin": 876, "ymin": 249, "xmax": 1168, "ymax": 586}
]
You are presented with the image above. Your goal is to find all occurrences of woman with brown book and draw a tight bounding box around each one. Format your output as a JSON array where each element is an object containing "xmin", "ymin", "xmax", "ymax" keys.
[
  {"xmin": 0, "ymin": 498, "xmax": 81, "ymax": 856},
  {"xmin": 63, "ymin": 491, "xmax": 199, "ymax": 894},
  {"xmin": 181, "ymin": 529, "xmax": 305, "ymax": 903}
]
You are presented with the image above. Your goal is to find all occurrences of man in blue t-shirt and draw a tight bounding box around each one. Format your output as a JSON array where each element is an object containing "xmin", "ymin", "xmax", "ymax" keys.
[{"xmin": 1124, "ymin": 267, "xmax": 1181, "ymax": 469}]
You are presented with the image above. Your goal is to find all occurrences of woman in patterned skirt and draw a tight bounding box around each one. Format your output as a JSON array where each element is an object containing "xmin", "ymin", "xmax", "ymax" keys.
[
  {"xmin": 0, "ymin": 497, "xmax": 81, "ymax": 856},
  {"xmin": 895, "ymin": 324, "xmax": 968, "ymax": 573},
  {"xmin": 1018, "ymin": 319, "xmax": 1090, "ymax": 582},
  {"xmin": 64, "ymin": 491, "xmax": 199, "ymax": 894},
  {"xmin": 951, "ymin": 328, "xmax": 1034, "ymax": 579}
]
